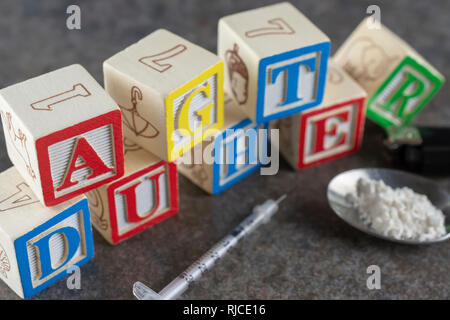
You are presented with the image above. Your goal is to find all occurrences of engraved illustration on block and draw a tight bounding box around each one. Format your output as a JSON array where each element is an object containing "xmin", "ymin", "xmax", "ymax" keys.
[
  {"xmin": 139, "ymin": 44, "xmax": 187, "ymax": 73},
  {"xmin": 0, "ymin": 182, "xmax": 39, "ymax": 212},
  {"xmin": 1, "ymin": 111, "xmax": 36, "ymax": 180},
  {"xmin": 0, "ymin": 244, "xmax": 11, "ymax": 279},
  {"xmin": 119, "ymin": 86, "xmax": 159, "ymax": 138},
  {"xmin": 367, "ymin": 57, "xmax": 444, "ymax": 127},
  {"xmin": 30, "ymin": 83, "xmax": 91, "ymax": 111},
  {"xmin": 337, "ymin": 37, "xmax": 399, "ymax": 83},
  {"xmin": 225, "ymin": 44, "xmax": 249, "ymax": 105},
  {"xmin": 245, "ymin": 17, "xmax": 295, "ymax": 38}
]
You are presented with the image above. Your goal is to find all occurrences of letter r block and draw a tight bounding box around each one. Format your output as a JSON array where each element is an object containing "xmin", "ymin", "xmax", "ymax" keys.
[
  {"xmin": 271, "ymin": 61, "xmax": 367, "ymax": 169},
  {"xmin": 177, "ymin": 96, "xmax": 269, "ymax": 194},
  {"xmin": 334, "ymin": 18, "xmax": 444, "ymax": 128},
  {"xmin": 0, "ymin": 64, "xmax": 124, "ymax": 206},
  {"xmin": 218, "ymin": 2, "xmax": 330, "ymax": 124},
  {"xmin": 85, "ymin": 141, "xmax": 179, "ymax": 245},
  {"xmin": 104, "ymin": 29, "xmax": 224, "ymax": 162},
  {"xmin": 0, "ymin": 167, "xmax": 94, "ymax": 299}
]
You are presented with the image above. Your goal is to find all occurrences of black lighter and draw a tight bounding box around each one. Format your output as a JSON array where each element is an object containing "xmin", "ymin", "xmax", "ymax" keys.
[{"xmin": 384, "ymin": 126, "xmax": 450, "ymax": 175}]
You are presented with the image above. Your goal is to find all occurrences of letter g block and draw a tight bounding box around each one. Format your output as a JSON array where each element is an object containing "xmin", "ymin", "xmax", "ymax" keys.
[
  {"xmin": 104, "ymin": 29, "xmax": 224, "ymax": 162},
  {"xmin": 0, "ymin": 167, "xmax": 94, "ymax": 299},
  {"xmin": 218, "ymin": 2, "xmax": 330, "ymax": 124}
]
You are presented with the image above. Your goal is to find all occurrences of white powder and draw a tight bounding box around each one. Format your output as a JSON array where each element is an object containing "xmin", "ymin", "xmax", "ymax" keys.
[{"xmin": 349, "ymin": 177, "xmax": 446, "ymax": 241}]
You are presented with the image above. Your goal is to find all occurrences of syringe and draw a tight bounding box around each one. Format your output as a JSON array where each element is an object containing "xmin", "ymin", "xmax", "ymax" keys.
[{"xmin": 133, "ymin": 194, "xmax": 286, "ymax": 300}]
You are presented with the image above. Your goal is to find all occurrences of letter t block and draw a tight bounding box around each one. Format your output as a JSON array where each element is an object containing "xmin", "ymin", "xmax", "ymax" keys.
[
  {"xmin": 0, "ymin": 64, "xmax": 124, "ymax": 206},
  {"xmin": 104, "ymin": 29, "xmax": 224, "ymax": 162},
  {"xmin": 218, "ymin": 2, "xmax": 330, "ymax": 124},
  {"xmin": 271, "ymin": 61, "xmax": 367, "ymax": 169}
]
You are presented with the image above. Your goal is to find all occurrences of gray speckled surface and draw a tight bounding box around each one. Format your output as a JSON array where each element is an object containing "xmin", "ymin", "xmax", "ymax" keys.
[{"xmin": 0, "ymin": 0, "xmax": 449, "ymax": 300}]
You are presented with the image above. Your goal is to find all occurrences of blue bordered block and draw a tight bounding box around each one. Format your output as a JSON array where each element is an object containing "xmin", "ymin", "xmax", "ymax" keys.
[
  {"xmin": 0, "ymin": 167, "xmax": 94, "ymax": 299},
  {"xmin": 218, "ymin": 2, "xmax": 330, "ymax": 124},
  {"xmin": 177, "ymin": 96, "xmax": 269, "ymax": 194}
]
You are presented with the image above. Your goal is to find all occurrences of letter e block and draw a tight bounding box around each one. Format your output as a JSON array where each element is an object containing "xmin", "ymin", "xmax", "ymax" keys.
[
  {"xmin": 271, "ymin": 61, "xmax": 367, "ymax": 169},
  {"xmin": 218, "ymin": 2, "xmax": 330, "ymax": 124},
  {"xmin": 177, "ymin": 96, "xmax": 269, "ymax": 194},
  {"xmin": 85, "ymin": 141, "xmax": 179, "ymax": 245},
  {"xmin": 104, "ymin": 29, "xmax": 224, "ymax": 162},
  {"xmin": 0, "ymin": 64, "xmax": 124, "ymax": 206},
  {"xmin": 334, "ymin": 18, "xmax": 444, "ymax": 128},
  {"xmin": 0, "ymin": 167, "xmax": 94, "ymax": 299}
]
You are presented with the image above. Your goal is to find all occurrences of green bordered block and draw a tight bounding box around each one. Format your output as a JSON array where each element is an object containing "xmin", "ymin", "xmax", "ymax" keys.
[{"xmin": 367, "ymin": 56, "xmax": 444, "ymax": 128}]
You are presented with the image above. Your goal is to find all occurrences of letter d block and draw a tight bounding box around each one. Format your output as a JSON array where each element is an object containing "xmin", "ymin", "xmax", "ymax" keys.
[
  {"xmin": 218, "ymin": 2, "xmax": 330, "ymax": 124},
  {"xmin": 334, "ymin": 18, "xmax": 444, "ymax": 128},
  {"xmin": 0, "ymin": 167, "xmax": 94, "ymax": 299},
  {"xmin": 177, "ymin": 96, "xmax": 268, "ymax": 194},
  {"xmin": 85, "ymin": 142, "xmax": 179, "ymax": 245},
  {"xmin": 0, "ymin": 64, "xmax": 124, "ymax": 206},
  {"xmin": 104, "ymin": 29, "xmax": 224, "ymax": 162},
  {"xmin": 271, "ymin": 61, "xmax": 367, "ymax": 169}
]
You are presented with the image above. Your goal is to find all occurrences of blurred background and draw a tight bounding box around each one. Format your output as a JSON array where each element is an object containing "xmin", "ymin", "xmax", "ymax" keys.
[{"xmin": 0, "ymin": 0, "xmax": 449, "ymax": 299}]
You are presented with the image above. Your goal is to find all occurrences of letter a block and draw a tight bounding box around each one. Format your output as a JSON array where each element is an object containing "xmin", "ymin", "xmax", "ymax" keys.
[
  {"xmin": 218, "ymin": 2, "xmax": 330, "ymax": 124},
  {"xmin": 334, "ymin": 18, "xmax": 444, "ymax": 128},
  {"xmin": 177, "ymin": 96, "xmax": 268, "ymax": 194},
  {"xmin": 85, "ymin": 141, "xmax": 178, "ymax": 245},
  {"xmin": 104, "ymin": 29, "xmax": 224, "ymax": 162},
  {"xmin": 0, "ymin": 64, "xmax": 124, "ymax": 206},
  {"xmin": 271, "ymin": 61, "xmax": 367, "ymax": 169},
  {"xmin": 0, "ymin": 167, "xmax": 94, "ymax": 299}
]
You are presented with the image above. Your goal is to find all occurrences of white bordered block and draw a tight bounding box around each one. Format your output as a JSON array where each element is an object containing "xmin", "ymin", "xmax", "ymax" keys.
[
  {"xmin": 218, "ymin": 2, "xmax": 330, "ymax": 124},
  {"xmin": 0, "ymin": 64, "xmax": 124, "ymax": 206},
  {"xmin": 0, "ymin": 167, "xmax": 94, "ymax": 299},
  {"xmin": 85, "ymin": 140, "xmax": 179, "ymax": 245},
  {"xmin": 104, "ymin": 29, "xmax": 224, "ymax": 162}
]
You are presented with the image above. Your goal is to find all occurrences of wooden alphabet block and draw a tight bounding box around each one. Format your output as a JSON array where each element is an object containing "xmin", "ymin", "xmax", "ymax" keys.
[
  {"xmin": 177, "ymin": 95, "xmax": 268, "ymax": 194},
  {"xmin": 0, "ymin": 64, "xmax": 124, "ymax": 206},
  {"xmin": 104, "ymin": 29, "xmax": 224, "ymax": 162},
  {"xmin": 334, "ymin": 18, "xmax": 444, "ymax": 128},
  {"xmin": 85, "ymin": 140, "xmax": 179, "ymax": 245},
  {"xmin": 0, "ymin": 167, "xmax": 94, "ymax": 299},
  {"xmin": 218, "ymin": 2, "xmax": 330, "ymax": 124},
  {"xmin": 270, "ymin": 60, "xmax": 367, "ymax": 170}
]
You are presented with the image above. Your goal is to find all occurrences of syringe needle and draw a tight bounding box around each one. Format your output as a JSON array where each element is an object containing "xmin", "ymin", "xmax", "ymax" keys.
[
  {"xmin": 275, "ymin": 194, "xmax": 287, "ymax": 205},
  {"xmin": 133, "ymin": 195, "xmax": 286, "ymax": 300}
]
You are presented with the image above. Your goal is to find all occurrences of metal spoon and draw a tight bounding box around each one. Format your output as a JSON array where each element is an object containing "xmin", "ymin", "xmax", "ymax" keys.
[{"xmin": 327, "ymin": 168, "xmax": 450, "ymax": 244}]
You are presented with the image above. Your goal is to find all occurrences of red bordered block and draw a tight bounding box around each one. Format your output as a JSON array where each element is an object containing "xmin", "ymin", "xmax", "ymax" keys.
[
  {"xmin": 0, "ymin": 65, "xmax": 124, "ymax": 206},
  {"xmin": 85, "ymin": 140, "xmax": 179, "ymax": 245},
  {"xmin": 271, "ymin": 60, "xmax": 367, "ymax": 169}
]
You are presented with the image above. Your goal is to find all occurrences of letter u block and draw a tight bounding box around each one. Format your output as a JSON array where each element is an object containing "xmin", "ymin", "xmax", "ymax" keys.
[
  {"xmin": 104, "ymin": 29, "xmax": 224, "ymax": 162},
  {"xmin": 218, "ymin": 2, "xmax": 330, "ymax": 124},
  {"xmin": 271, "ymin": 60, "xmax": 367, "ymax": 170},
  {"xmin": 0, "ymin": 167, "xmax": 94, "ymax": 299},
  {"xmin": 177, "ymin": 96, "xmax": 268, "ymax": 194},
  {"xmin": 0, "ymin": 64, "xmax": 124, "ymax": 206},
  {"xmin": 334, "ymin": 18, "xmax": 444, "ymax": 128},
  {"xmin": 85, "ymin": 141, "xmax": 179, "ymax": 245}
]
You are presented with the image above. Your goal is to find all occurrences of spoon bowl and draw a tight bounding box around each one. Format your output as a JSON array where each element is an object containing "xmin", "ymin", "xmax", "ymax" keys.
[{"xmin": 327, "ymin": 168, "xmax": 450, "ymax": 244}]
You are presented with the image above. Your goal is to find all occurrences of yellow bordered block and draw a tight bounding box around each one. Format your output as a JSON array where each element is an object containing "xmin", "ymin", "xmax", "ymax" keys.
[{"xmin": 104, "ymin": 29, "xmax": 224, "ymax": 161}]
